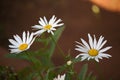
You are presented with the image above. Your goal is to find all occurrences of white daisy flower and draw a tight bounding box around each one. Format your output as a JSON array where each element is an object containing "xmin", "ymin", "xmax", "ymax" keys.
[
  {"xmin": 32, "ymin": 15, "xmax": 64, "ymax": 35},
  {"xmin": 54, "ymin": 74, "xmax": 65, "ymax": 80},
  {"xmin": 8, "ymin": 31, "xmax": 35, "ymax": 53},
  {"xmin": 75, "ymin": 34, "xmax": 112, "ymax": 62}
]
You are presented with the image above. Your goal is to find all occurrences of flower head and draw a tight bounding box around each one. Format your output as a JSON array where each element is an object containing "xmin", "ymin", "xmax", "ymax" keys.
[
  {"xmin": 75, "ymin": 34, "xmax": 112, "ymax": 62},
  {"xmin": 53, "ymin": 74, "xmax": 65, "ymax": 80},
  {"xmin": 9, "ymin": 31, "xmax": 35, "ymax": 53},
  {"xmin": 32, "ymin": 15, "xmax": 64, "ymax": 35}
]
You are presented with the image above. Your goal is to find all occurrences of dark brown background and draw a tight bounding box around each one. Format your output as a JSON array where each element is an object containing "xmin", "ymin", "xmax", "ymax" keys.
[{"xmin": 0, "ymin": 0, "xmax": 120, "ymax": 80}]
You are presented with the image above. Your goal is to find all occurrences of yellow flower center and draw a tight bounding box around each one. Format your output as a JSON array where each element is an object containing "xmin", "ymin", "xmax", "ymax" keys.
[
  {"xmin": 19, "ymin": 44, "xmax": 28, "ymax": 50},
  {"xmin": 88, "ymin": 49, "xmax": 98, "ymax": 56},
  {"xmin": 44, "ymin": 25, "xmax": 52, "ymax": 30}
]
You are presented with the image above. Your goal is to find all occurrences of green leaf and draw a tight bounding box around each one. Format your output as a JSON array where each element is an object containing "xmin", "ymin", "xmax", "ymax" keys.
[
  {"xmin": 32, "ymin": 26, "xmax": 64, "ymax": 58},
  {"xmin": 91, "ymin": 76, "xmax": 96, "ymax": 80},
  {"xmin": 6, "ymin": 52, "xmax": 41, "ymax": 69},
  {"xmin": 86, "ymin": 72, "xmax": 97, "ymax": 80},
  {"xmin": 78, "ymin": 63, "xmax": 88, "ymax": 80},
  {"xmin": 72, "ymin": 57, "xmax": 81, "ymax": 64},
  {"xmin": 5, "ymin": 52, "xmax": 30, "ymax": 60},
  {"xmin": 45, "ymin": 68, "xmax": 55, "ymax": 80},
  {"xmin": 65, "ymin": 73, "xmax": 72, "ymax": 80},
  {"xmin": 86, "ymin": 72, "xmax": 92, "ymax": 80}
]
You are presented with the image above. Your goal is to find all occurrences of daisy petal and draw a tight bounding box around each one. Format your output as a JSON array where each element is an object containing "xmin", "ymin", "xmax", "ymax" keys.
[
  {"xmin": 99, "ymin": 46, "xmax": 112, "ymax": 53},
  {"xmin": 13, "ymin": 35, "xmax": 22, "ymax": 44},
  {"xmin": 49, "ymin": 15, "xmax": 56, "ymax": 24},
  {"xmin": 53, "ymin": 19, "xmax": 62, "ymax": 25},
  {"xmin": 87, "ymin": 56, "xmax": 91, "ymax": 60},
  {"xmin": 75, "ymin": 48, "xmax": 87, "ymax": 53},
  {"xmin": 22, "ymin": 31, "xmax": 26, "ymax": 43},
  {"xmin": 98, "ymin": 40, "xmax": 107, "ymax": 50},
  {"xmin": 27, "ymin": 33, "xmax": 34, "ymax": 44},
  {"xmin": 97, "ymin": 55, "xmax": 103, "ymax": 59},
  {"xmin": 81, "ymin": 38, "xmax": 90, "ymax": 50},
  {"xmin": 95, "ymin": 57, "xmax": 99, "ymax": 62},
  {"xmin": 29, "ymin": 36, "xmax": 36, "ymax": 47},
  {"xmin": 26, "ymin": 31, "xmax": 30, "ymax": 43},
  {"xmin": 9, "ymin": 39, "xmax": 19, "ymax": 46},
  {"xmin": 54, "ymin": 74, "xmax": 65, "ymax": 80},
  {"xmin": 81, "ymin": 55, "xmax": 88, "ymax": 61},
  {"xmin": 50, "ymin": 31, "xmax": 54, "ymax": 35},
  {"xmin": 88, "ymin": 34, "xmax": 93, "ymax": 49},
  {"xmin": 15, "ymin": 35, "xmax": 23, "ymax": 43},
  {"xmin": 9, "ymin": 45, "xmax": 17, "ymax": 49},
  {"xmin": 32, "ymin": 25, "xmax": 43, "ymax": 29},
  {"xmin": 33, "ymin": 29, "xmax": 45, "ymax": 36},
  {"xmin": 75, "ymin": 54, "xmax": 81, "ymax": 58},
  {"xmin": 51, "ymin": 28, "xmax": 56, "ymax": 31},
  {"xmin": 99, "ymin": 53, "xmax": 112, "ymax": 58},
  {"xmin": 43, "ymin": 16, "xmax": 48, "ymax": 24},
  {"xmin": 96, "ymin": 36, "xmax": 104, "ymax": 49},
  {"xmin": 76, "ymin": 45, "xmax": 88, "ymax": 51},
  {"xmin": 53, "ymin": 23, "xmax": 64, "ymax": 27},
  {"xmin": 40, "ymin": 17, "xmax": 46, "ymax": 26},
  {"xmin": 10, "ymin": 49, "xmax": 21, "ymax": 53},
  {"xmin": 75, "ymin": 41, "xmax": 86, "ymax": 48},
  {"xmin": 47, "ymin": 30, "xmax": 51, "ymax": 33},
  {"xmin": 93, "ymin": 35, "xmax": 97, "ymax": 49}
]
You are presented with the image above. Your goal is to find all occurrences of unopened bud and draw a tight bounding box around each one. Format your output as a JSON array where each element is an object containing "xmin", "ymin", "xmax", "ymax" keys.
[{"xmin": 67, "ymin": 60, "xmax": 72, "ymax": 65}]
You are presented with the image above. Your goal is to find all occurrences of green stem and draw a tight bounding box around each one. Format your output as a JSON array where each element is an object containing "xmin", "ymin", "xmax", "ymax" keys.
[
  {"xmin": 50, "ymin": 35, "xmax": 65, "ymax": 58},
  {"xmin": 95, "ymin": 62, "xmax": 104, "ymax": 80},
  {"xmin": 25, "ymin": 52, "xmax": 43, "ymax": 79},
  {"xmin": 25, "ymin": 52, "xmax": 34, "ymax": 65}
]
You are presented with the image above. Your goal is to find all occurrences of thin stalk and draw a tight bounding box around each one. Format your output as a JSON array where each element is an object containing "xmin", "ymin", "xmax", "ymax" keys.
[
  {"xmin": 25, "ymin": 52, "xmax": 43, "ymax": 80},
  {"xmin": 50, "ymin": 35, "xmax": 65, "ymax": 58},
  {"xmin": 95, "ymin": 62, "xmax": 104, "ymax": 80}
]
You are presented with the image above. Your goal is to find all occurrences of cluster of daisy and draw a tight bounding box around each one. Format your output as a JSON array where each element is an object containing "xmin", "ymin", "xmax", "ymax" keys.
[
  {"xmin": 9, "ymin": 15, "xmax": 64, "ymax": 54},
  {"xmin": 8, "ymin": 15, "xmax": 112, "ymax": 80}
]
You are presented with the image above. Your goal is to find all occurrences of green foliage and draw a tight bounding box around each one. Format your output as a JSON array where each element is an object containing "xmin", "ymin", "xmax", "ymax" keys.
[
  {"xmin": 2, "ymin": 26, "xmax": 97, "ymax": 80},
  {"xmin": 78, "ymin": 64, "xmax": 88, "ymax": 80},
  {"xmin": 86, "ymin": 72, "xmax": 96, "ymax": 80},
  {"xmin": 0, "ymin": 66, "xmax": 18, "ymax": 80},
  {"xmin": 78, "ymin": 64, "xmax": 96, "ymax": 80},
  {"xmin": 5, "ymin": 27, "xmax": 66, "ymax": 80}
]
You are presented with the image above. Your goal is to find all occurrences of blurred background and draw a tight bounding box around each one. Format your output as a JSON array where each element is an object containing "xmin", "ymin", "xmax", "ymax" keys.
[{"xmin": 0, "ymin": 0, "xmax": 120, "ymax": 80}]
